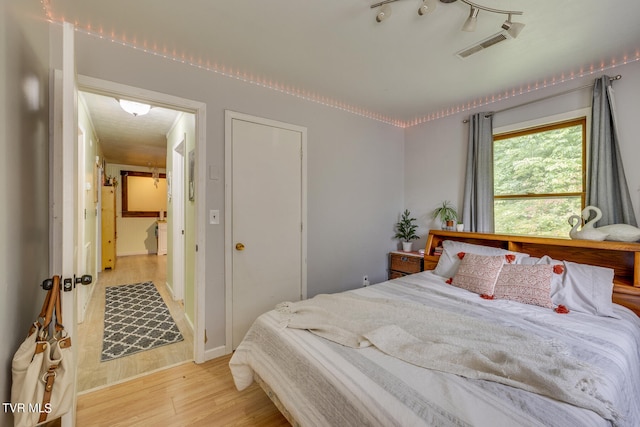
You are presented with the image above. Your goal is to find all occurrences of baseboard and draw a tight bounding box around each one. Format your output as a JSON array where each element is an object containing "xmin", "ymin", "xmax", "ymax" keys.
[
  {"xmin": 204, "ymin": 345, "xmax": 227, "ymax": 361},
  {"xmin": 77, "ymin": 359, "xmax": 194, "ymax": 396},
  {"xmin": 117, "ymin": 250, "xmax": 156, "ymax": 257}
]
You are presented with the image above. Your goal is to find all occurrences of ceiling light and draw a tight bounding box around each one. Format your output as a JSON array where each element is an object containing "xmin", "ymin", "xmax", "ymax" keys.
[
  {"xmin": 118, "ymin": 99, "xmax": 151, "ymax": 116},
  {"xmin": 370, "ymin": 0, "xmax": 524, "ymax": 36},
  {"xmin": 501, "ymin": 15, "xmax": 525, "ymax": 38},
  {"xmin": 461, "ymin": 6, "xmax": 479, "ymax": 32},
  {"xmin": 376, "ymin": 4, "xmax": 392, "ymax": 22},
  {"xmin": 418, "ymin": 0, "xmax": 437, "ymax": 16}
]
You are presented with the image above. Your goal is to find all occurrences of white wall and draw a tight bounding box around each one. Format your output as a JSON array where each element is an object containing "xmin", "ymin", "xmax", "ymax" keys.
[
  {"xmin": 73, "ymin": 32, "xmax": 405, "ymax": 352},
  {"xmin": 404, "ymin": 60, "xmax": 640, "ymax": 251},
  {"xmin": 0, "ymin": 1, "xmax": 51, "ymax": 425},
  {"xmin": 104, "ymin": 163, "xmax": 167, "ymax": 256}
]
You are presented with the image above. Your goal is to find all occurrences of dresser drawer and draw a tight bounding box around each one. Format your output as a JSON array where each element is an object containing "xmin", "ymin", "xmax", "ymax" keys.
[
  {"xmin": 388, "ymin": 270, "xmax": 406, "ymax": 280},
  {"xmin": 389, "ymin": 252, "xmax": 423, "ymax": 274}
]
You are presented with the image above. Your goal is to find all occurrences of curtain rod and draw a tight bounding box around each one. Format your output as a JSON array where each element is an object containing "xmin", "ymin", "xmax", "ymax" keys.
[{"xmin": 462, "ymin": 75, "xmax": 622, "ymax": 123}]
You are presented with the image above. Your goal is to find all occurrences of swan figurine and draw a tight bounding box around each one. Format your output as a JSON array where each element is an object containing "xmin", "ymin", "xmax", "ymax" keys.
[
  {"xmin": 581, "ymin": 205, "xmax": 640, "ymax": 242},
  {"xmin": 568, "ymin": 214, "xmax": 609, "ymax": 241}
]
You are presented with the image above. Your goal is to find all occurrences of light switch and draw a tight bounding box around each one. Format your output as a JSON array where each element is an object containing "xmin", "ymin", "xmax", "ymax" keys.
[{"xmin": 209, "ymin": 209, "xmax": 220, "ymax": 224}]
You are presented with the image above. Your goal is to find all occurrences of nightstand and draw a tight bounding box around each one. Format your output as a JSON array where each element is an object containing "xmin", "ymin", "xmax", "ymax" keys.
[{"xmin": 388, "ymin": 251, "xmax": 424, "ymax": 279}]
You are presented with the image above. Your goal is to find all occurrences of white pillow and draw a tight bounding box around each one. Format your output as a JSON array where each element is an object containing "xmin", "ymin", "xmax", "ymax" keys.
[
  {"xmin": 553, "ymin": 261, "xmax": 618, "ymax": 318},
  {"xmin": 526, "ymin": 256, "xmax": 618, "ymax": 318},
  {"xmin": 433, "ymin": 240, "xmax": 529, "ymax": 278}
]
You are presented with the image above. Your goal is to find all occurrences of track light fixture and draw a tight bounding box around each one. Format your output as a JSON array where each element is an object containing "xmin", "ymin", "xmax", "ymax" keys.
[
  {"xmin": 418, "ymin": 0, "xmax": 437, "ymax": 16},
  {"xmin": 376, "ymin": 4, "xmax": 392, "ymax": 22},
  {"xmin": 461, "ymin": 6, "xmax": 479, "ymax": 31},
  {"xmin": 371, "ymin": 0, "xmax": 524, "ymax": 37},
  {"xmin": 501, "ymin": 14, "xmax": 526, "ymax": 39}
]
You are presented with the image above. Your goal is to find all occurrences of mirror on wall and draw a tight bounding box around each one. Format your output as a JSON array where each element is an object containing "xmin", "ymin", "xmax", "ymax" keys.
[{"xmin": 120, "ymin": 170, "xmax": 167, "ymax": 218}]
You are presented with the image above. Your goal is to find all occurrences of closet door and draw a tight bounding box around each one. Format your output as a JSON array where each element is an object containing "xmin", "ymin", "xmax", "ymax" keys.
[{"xmin": 227, "ymin": 112, "xmax": 307, "ymax": 349}]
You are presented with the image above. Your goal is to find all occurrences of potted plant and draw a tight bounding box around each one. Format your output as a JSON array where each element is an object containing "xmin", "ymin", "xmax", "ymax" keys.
[
  {"xmin": 394, "ymin": 209, "xmax": 419, "ymax": 252},
  {"xmin": 432, "ymin": 201, "xmax": 458, "ymax": 230}
]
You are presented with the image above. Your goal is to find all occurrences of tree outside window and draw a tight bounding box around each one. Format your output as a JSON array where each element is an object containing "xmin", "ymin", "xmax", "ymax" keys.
[{"xmin": 493, "ymin": 118, "xmax": 585, "ymax": 237}]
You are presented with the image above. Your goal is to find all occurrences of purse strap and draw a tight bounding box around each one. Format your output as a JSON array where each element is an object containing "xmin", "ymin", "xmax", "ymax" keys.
[
  {"xmin": 53, "ymin": 276, "xmax": 65, "ymax": 334},
  {"xmin": 42, "ymin": 276, "xmax": 60, "ymax": 328}
]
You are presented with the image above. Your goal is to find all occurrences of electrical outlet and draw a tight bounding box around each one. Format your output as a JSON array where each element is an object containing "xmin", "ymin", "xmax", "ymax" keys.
[{"xmin": 363, "ymin": 275, "xmax": 370, "ymax": 287}]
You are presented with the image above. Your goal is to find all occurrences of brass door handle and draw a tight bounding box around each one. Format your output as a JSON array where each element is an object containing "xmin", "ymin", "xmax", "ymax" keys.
[{"xmin": 235, "ymin": 243, "xmax": 245, "ymax": 251}]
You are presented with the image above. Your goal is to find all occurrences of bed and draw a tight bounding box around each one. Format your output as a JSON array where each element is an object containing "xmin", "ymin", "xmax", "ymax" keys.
[{"xmin": 229, "ymin": 230, "xmax": 640, "ymax": 426}]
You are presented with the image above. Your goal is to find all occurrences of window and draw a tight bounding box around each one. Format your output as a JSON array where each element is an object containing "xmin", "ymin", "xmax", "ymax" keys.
[{"xmin": 493, "ymin": 118, "xmax": 586, "ymax": 237}]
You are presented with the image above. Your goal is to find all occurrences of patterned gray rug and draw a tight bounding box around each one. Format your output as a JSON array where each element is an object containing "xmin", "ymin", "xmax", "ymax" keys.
[{"xmin": 101, "ymin": 281, "xmax": 183, "ymax": 362}]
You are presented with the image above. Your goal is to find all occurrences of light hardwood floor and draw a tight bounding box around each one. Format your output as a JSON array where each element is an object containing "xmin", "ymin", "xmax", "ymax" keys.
[
  {"xmin": 77, "ymin": 255, "xmax": 193, "ymax": 392},
  {"xmin": 76, "ymin": 354, "xmax": 289, "ymax": 426},
  {"xmin": 73, "ymin": 255, "xmax": 288, "ymax": 426}
]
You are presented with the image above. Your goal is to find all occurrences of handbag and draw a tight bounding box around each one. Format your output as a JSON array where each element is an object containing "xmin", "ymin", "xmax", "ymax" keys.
[{"xmin": 11, "ymin": 276, "xmax": 73, "ymax": 426}]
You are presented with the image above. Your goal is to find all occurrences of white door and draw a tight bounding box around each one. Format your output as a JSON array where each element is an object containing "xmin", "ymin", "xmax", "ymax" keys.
[
  {"xmin": 51, "ymin": 22, "xmax": 79, "ymax": 426},
  {"xmin": 226, "ymin": 112, "xmax": 307, "ymax": 349}
]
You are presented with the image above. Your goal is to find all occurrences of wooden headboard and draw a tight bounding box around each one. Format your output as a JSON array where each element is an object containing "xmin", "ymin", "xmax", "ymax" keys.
[{"xmin": 424, "ymin": 230, "xmax": 640, "ymax": 316}]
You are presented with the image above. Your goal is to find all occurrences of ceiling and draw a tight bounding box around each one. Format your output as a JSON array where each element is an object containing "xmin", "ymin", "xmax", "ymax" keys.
[
  {"xmin": 49, "ymin": 0, "xmax": 640, "ymax": 164},
  {"xmin": 80, "ymin": 92, "xmax": 179, "ymax": 168}
]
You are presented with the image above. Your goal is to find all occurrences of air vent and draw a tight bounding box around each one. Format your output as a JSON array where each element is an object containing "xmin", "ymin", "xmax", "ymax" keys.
[{"xmin": 456, "ymin": 31, "xmax": 510, "ymax": 59}]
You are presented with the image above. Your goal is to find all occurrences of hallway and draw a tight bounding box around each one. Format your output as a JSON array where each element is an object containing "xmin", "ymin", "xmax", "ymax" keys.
[{"xmin": 77, "ymin": 255, "xmax": 193, "ymax": 392}]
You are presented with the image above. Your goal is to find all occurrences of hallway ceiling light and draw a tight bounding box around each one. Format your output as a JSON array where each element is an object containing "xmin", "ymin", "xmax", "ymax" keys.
[
  {"xmin": 371, "ymin": 0, "xmax": 524, "ymax": 35},
  {"xmin": 118, "ymin": 99, "xmax": 151, "ymax": 117}
]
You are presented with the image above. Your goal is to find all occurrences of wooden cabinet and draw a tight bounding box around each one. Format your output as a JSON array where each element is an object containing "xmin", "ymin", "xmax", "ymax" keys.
[
  {"xmin": 101, "ymin": 186, "xmax": 117, "ymax": 270},
  {"xmin": 388, "ymin": 251, "xmax": 424, "ymax": 279}
]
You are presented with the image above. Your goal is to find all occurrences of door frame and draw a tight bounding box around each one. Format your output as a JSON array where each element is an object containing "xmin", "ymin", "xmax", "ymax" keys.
[
  {"xmin": 223, "ymin": 110, "xmax": 308, "ymax": 353},
  {"xmin": 76, "ymin": 125, "xmax": 86, "ymax": 323},
  {"xmin": 76, "ymin": 75, "xmax": 207, "ymax": 363},
  {"xmin": 171, "ymin": 136, "xmax": 186, "ymax": 302},
  {"xmin": 50, "ymin": 22, "xmax": 78, "ymax": 427}
]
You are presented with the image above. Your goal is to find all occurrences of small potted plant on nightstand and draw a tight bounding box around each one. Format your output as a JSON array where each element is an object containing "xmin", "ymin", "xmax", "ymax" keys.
[
  {"xmin": 432, "ymin": 201, "xmax": 458, "ymax": 231},
  {"xmin": 395, "ymin": 209, "xmax": 419, "ymax": 252}
]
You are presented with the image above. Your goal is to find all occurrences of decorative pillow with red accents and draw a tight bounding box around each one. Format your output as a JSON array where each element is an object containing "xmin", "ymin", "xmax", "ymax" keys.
[
  {"xmin": 493, "ymin": 264, "xmax": 556, "ymax": 309},
  {"xmin": 450, "ymin": 253, "xmax": 505, "ymax": 296}
]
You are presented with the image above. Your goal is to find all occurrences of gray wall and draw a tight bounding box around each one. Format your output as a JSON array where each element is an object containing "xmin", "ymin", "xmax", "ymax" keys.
[
  {"xmin": 404, "ymin": 60, "xmax": 640, "ymax": 251},
  {"xmin": 0, "ymin": 1, "xmax": 52, "ymax": 426},
  {"xmin": 71, "ymin": 31, "xmax": 406, "ymax": 352}
]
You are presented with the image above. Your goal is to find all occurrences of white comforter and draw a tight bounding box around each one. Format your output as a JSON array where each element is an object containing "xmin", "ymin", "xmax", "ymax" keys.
[{"xmin": 230, "ymin": 271, "xmax": 640, "ymax": 427}]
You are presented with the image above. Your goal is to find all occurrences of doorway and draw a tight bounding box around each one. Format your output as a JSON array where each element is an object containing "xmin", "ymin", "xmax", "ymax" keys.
[
  {"xmin": 225, "ymin": 111, "xmax": 308, "ymax": 350},
  {"xmin": 75, "ymin": 76, "xmax": 206, "ymax": 391}
]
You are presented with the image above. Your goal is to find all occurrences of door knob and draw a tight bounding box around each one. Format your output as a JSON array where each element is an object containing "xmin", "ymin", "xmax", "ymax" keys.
[{"xmin": 235, "ymin": 243, "xmax": 245, "ymax": 251}]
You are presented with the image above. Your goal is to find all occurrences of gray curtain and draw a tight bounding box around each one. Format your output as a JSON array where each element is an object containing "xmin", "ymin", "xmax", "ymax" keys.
[
  {"xmin": 587, "ymin": 75, "xmax": 637, "ymax": 226},
  {"xmin": 462, "ymin": 112, "xmax": 494, "ymax": 232}
]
